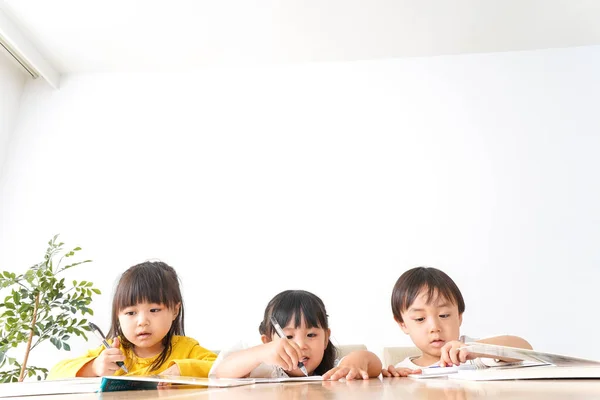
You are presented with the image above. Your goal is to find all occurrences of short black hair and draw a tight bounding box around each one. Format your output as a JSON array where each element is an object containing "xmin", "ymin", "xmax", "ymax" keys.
[{"xmin": 391, "ymin": 267, "xmax": 465, "ymax": 323}]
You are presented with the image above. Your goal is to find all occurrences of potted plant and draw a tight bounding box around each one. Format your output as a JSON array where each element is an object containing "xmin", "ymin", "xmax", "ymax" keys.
[{"xmin": 0, "ymin": 235, "xmax": 101, "ymax": 382}]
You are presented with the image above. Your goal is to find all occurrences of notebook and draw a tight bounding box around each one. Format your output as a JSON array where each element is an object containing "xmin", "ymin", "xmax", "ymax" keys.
[
  {"xmin": 0, "ymin": 375, "xmax": 323, "ymax": 397},
  {"xmin": 99, "ymin": 374, "xmax": 323, "ymax": 392}
]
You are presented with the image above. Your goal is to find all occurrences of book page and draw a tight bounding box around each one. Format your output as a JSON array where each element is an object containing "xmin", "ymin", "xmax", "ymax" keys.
[
  {"xmin": 409, "ymin": 364, "xmax": 479, "ymax": 379},
  {"xmin": 450, "ymin": 366, "xmax": 600, "ymax": 381},
  {"xmin": 0, "ymin": 378, "xmax": 101, "ymax": 398},
  {"xmin": 100, "ymin": 375, "xmax": 256, "ymax": 390},
  {"xmin": 463, "ymin": 344, "xmax": 600, "ymax": 367}
]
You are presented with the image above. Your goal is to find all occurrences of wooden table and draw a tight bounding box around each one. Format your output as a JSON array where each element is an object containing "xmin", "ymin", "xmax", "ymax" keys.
[{"xmin": 5, "ymin": 377, "xmax": 600, "ymax": 400}]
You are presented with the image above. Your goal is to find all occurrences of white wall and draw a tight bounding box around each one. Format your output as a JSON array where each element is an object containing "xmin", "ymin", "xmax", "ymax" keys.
[
  {"xmin": 1, "ymin": 45, "xmax": 600, "ymax": 373},
  {"xmin": 0, "ymin": 52, "xmax": 25, "ymax": 185}
]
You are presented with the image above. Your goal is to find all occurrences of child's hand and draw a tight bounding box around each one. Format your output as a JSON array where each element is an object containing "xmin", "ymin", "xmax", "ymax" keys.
[
  {"xmin": 92, "ymin": 337, "xmax": 126, "ymax": 376},
  {"xmin": 261, "ymin": 338, "xmax": 304, "ymax": 372},
  {"xmin": 322, "ymin": 350, "xmax": 382, "ymax": 381},
  {"xmin": 322, "ymin": 360, "xmax": 370, "ymax": 381},
  {"xmin": 157, "ymin": 364, "xmax": 181, "ymax": 388},
  {"xmin": 323, "ymin": 351, "xmax": 382, "ymax": 381},
  {"xmin": 439, "ymin": 340, "xmax": 471, "ymax": 367},
  {"xmin": 161, "ymin": 364, "xmax": 181, "ymax": 376},
  {"xmin": 381, "ymin": 365, "xmax": 421, "ymax": 377}
]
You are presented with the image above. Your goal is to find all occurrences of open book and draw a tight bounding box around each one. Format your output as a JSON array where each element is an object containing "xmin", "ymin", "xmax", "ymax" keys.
[
  {"xmin": 0, "ymin": 378, "xmax": 102, "ymax": 398},
  {"xmin": 99, "ymin": 374, "xmax": 323, "ymax": 392},
  {"xmin": 461, "ymin": 343, "xmax": 600, "ymax": 367},
  {"xmin": 447, "ymin": 343, "xmax": 600, "ymax": 381},
  {"xmin": 450, "ymin": 365, "xmax": 600, "ymax": 381},
  {"xmin": 0, "ymin": 375, "xmax": 323, "ymax": 397},
  {"xmin": 408, "ymin": 360, "xmax": 547, "ymax": 379},
  {"xmin": 409, "ymin": 343, "xmax": 600, "ymax": 380}
]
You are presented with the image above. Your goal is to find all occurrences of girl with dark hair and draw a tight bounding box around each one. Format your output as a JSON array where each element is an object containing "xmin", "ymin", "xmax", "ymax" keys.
[
  {"xmin": 210, "ymin": 290, "xmax": 381, "ymax": 380},
  {"xmin": 48, "ymin": 261, "xmax": 216, "ymax": 379}
]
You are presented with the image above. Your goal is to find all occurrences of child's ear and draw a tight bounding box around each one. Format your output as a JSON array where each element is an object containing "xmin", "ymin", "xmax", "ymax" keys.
[
  {"xmin": 395, "ymin": 317, "xmax": 410, "ymax": 334},
  {"xmin": 325, "ymin": 328, "xmax": 331, "ymax": 343},
  {"xmin": 458, "ymin": 313, "xmax": 463, "ymax": 327},
  {"xmin": 260, "ymin": 334, "xmax": 271, "ymax": 344},
  {"xmin": 172, "ymin": 302, "xmax": 181, "ymax": 321}
]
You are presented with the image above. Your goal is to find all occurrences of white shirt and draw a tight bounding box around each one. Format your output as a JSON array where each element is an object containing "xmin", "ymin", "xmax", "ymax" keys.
[
  {"xmin": 395, "ymin": 356, "xmax": 435, "ymax": 369},
  {"xmin": 209, "ymin": 342, "xmax": 289, "ymax": 379},
  {"xmin": 209, "ymin": 341, "xmax": 342, "ymax": 378}
]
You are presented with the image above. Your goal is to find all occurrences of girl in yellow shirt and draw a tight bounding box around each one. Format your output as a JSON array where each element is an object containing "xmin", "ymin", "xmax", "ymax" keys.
[{"xmin": 48, "ymin": 261, "xmax": 216, "ymax": 379}]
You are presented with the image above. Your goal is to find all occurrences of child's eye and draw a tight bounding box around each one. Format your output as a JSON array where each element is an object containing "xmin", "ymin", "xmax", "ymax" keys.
[
  {"xmin": 124, "ymin": 311, "xmax": 135, "ymax": 316},
  {"xmin": 286, "ymin": 335, "xmax": 294, "ymax": 340},
  {"xmin": 307, "ymin": 333, "xmax": 317, "ymax": 338},
  {"xmin": 414, "ymin": 318, "xmax": 425, "ymax": 323},
  {"xmin": 440, "ymin": 314, "xmax": 450, "ymax": 318},
  {"xmin": 150, "ymin": 308, "xmax": 161, "ymax": 313}
]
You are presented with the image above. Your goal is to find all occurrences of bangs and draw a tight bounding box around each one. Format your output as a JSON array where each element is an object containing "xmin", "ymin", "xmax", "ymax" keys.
[
  {"xmin": 269, "ymin": 291, "xmax": 328, "ymax": 333},
  {"xmin": 402, "ymin": 284, "xmax": 455, "ymax": 310},
  {"xmin": 114, "ymin": 265, "xmax": 180, "ymax": 310},
  {"xmin": 392, "ymin": 267, "xmax": 465, "ymax": 323}
]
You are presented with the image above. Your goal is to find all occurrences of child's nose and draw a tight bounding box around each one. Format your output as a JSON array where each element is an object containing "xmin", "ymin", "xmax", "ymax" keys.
[
  {"xmin": 295, "ymin": 337, "xmax": 309, "ymax": 350},
  {"xmin": 429, "ymin": 318, "xmax": 442, "ymax": 332},
  {"xmin": 137, "ymin": 312, "xmax": 150, "ymax": 326}
]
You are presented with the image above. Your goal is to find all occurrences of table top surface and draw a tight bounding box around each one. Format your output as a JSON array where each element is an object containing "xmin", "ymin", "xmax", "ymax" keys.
[{"xmin": 4, "ymin": 377, "xmax": 600, "ymax": 400}]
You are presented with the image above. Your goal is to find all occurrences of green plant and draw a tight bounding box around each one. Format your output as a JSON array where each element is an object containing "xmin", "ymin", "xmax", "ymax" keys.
[{"xmin": 0, "ymin": 234, "xmax": 101, "ymax": 382}]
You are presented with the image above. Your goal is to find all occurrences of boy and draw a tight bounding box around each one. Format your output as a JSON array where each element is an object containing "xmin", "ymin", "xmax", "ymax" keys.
[{"xmin": 383, "ymin": 267, "xmax": 532, "ymax": 377}]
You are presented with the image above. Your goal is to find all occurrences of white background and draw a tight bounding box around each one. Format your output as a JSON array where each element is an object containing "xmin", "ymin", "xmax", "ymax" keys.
[{"xmin": 1, "ymin": 44, "xmax": 600, "ymax": 373}]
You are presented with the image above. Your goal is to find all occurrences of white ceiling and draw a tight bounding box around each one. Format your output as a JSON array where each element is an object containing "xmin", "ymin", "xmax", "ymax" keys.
[{"xmin": 2, "ymin": 0, "xmax": 600, "ymax": 74}]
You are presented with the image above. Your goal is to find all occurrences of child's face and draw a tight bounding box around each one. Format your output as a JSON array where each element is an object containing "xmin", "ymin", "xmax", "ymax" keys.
[
  {"xmin": 397, "ymin": 289, "xmax": 462, "ymax": 364},
  {"xmin": 262, "ymin": 316, "xmax": 330, "ymax": 376},
  {"xmin": 118, "ymin": 302, "xmax": 180, "ymax": 358}
]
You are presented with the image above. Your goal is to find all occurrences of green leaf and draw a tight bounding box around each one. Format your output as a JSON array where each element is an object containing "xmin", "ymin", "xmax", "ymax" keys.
[
  {"xmin": 0, "ymin": 235, "xmax": 97, "ymax": 376},
  {"xmin": 50, "ymin": 337, "xmax": 60, "ymax": 350}
]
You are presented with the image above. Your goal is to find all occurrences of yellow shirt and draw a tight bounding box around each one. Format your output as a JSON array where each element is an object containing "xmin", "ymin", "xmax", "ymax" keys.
[{"xmin": 48, "ymin": 335, "xmax": 216, "ymax": 379}]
